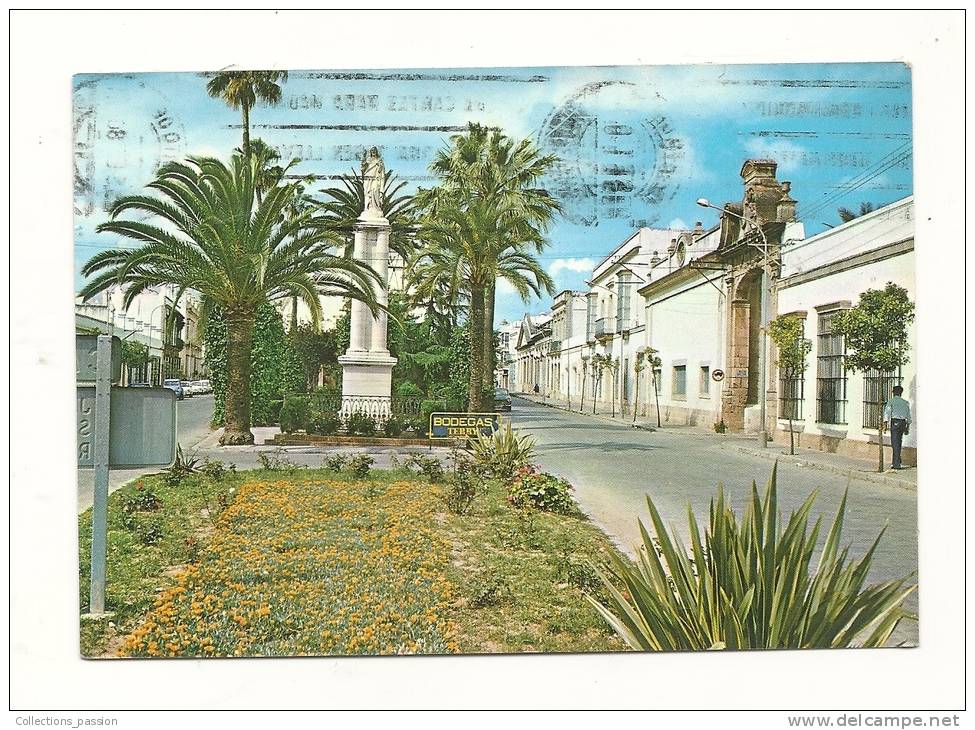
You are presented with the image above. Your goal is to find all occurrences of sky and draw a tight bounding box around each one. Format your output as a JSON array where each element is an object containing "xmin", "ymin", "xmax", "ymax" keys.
[{"xmin": 73, "ymin": 63, "xmax": 913, "ymax": 325}]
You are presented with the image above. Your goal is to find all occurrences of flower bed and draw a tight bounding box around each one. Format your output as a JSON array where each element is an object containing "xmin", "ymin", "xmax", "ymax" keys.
[{"xmin": 120, "ymin": 477, "xmax": 458, "ymax": 657}]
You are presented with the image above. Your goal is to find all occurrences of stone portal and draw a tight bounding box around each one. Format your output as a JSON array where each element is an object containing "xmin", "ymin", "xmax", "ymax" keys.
[{"xmin": 338, "ymin": 148, "xmax": 397, "ymax": 422}]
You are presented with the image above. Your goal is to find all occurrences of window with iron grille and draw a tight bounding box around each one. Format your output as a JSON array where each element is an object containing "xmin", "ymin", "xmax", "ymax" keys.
[
  {"xmin": 779, "ymin": 372, "xmax": 804, "ymax": 420},
  {"xmin": 616, "ymin": 273, "xmax": 632, "ymax": 330},
  {"xmin": 700, "ymin": 366, "xmax": 710, "ymax": 397},
  {"xmin": 586, "ymin": 295, "xmax": 596, "ymax": 340},
  {"xmin": 863, "ymin": 368, "xmax": 902, "ymax": 429},
  {"xmin": 672, "ymin": 364, "xmax": 687, "ymax": 399},
  {"xmin": 816, "ymin": 310, "xmax": 847, "ymax": 424}
]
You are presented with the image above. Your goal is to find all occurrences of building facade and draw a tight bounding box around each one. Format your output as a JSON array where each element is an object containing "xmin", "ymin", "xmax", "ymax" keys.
[
  {"xmin": 773, "ymin": 196, "xmax": 916, "ymax": 464},
  {"xmin": 75, "ymin": 285, "xmax": 204, "ymax": 384},
  {"xmin": 513, "ymin": 312, "xmax": 552, "ymax": 394}
]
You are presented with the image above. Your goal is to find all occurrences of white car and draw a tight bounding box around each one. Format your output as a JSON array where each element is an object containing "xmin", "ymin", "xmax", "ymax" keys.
[{"xmin": 193, "ymin": 379, "xmax": 212, "ymax": 394}]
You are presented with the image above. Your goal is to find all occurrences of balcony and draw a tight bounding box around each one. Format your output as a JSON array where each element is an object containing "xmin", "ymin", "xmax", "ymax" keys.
[
  {"xmin": 548, "ymin": 340, "xmax": 562, "ymax": 354},
  {"xmin": 594, "ymin": 318, "xmax": 615, "ymax": 340}
]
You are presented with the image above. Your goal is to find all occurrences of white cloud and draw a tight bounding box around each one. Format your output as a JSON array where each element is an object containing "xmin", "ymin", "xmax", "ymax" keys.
[
  {"xmin": 496, "ymin": 278, "xmax": 517, "ymax": 295},
  {"xmin": 548, "ymin": 257, "xmax": 597, "ymax": 278},
  {"xmin": 743, "ymin": 138, "xmax": 807, "ymax": 173},
  {"xmin": 667, "ymin": 218, "xmax": 688, "ymax": 230}
]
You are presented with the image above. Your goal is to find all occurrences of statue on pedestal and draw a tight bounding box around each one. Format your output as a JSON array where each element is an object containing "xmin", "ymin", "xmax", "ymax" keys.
[{"xmin": 361, "ymin": 146, "xmax": 385, "ymax": 220}]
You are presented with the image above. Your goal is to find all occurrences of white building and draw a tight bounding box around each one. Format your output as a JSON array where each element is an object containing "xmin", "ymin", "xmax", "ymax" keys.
[
  {"xmin": 495, "ymin": 319, "xmax": 523, "ymax": 390},
  {"xmin": 546, "ymin": 290, "xmax": 589, "ymax": 406},
  {"xmin": 75, "ymin": 285, "xmax": 204, "ymax": 383},
  {"xmin": 580, "ymin": 227, "xmax": 687, "ymax": 413},
  {"xmin": 773, "ymin": 196, "xmax": 916, "ymax": 464},
  {"xmin": 513, "ymin": 312, "xmax": 552, "ymax": 393}
]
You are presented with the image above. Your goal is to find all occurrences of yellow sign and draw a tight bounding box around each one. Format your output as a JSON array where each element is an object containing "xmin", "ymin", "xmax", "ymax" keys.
[{"xmin": 428, "ymin": 412, "xmax": 501, "ymax": 439}]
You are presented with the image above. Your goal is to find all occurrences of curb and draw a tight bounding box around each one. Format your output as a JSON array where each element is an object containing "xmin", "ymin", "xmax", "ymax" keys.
[
  {"xmin": 721, "ymin": 443, "xmax": 916, "ymax": 491},
  {"xmin": 514, "ymin": 395, "xmax": 656, "ymax": 431}
]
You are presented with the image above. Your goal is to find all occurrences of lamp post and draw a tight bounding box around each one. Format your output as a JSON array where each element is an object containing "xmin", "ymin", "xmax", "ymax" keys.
[{"xmin": 697, "ymin": 197, "xmax": 772, "ymax": 448}]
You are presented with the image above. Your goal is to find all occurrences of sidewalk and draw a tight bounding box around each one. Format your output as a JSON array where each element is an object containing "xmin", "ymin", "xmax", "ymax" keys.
[
  {"xmin": 721, "ymin": 438, "xmax": 917, "ymax": 491},
  {"xmin": 513, "ymin": 391, "xmax": 916, "ymax": 491}
]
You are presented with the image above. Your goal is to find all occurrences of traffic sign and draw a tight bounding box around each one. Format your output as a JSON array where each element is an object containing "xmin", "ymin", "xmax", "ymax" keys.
[
  {"xmin": 712, "ymin": 368, "xmax": 725, "ymax": 382},
  {"xmin": 77, "ymin": 386, "xmax": 177, "ymax": 468},
  {"xmin": 428, "ymin": 412, "xmax": 501, "ymax": 440},
  {"xmin": 76, "ymin": 334, "xmax": 122, "ymax": 384}
]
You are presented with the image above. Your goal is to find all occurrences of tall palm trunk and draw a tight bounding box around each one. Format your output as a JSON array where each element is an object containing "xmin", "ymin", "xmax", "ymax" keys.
[
  {"xmin": 241, "ymin": 102, "xmax": 251, "ymax": 159},
  {"xmin": 483, "ymin": 280, "xmax": 495, "ymax": 391},
  {"xmin": 220, "ymin": 306, "xmax": 257, "ymax": 445},
  {"xmin": 468, "ymin": 282, "xmax": 486, "ymax": 411}
]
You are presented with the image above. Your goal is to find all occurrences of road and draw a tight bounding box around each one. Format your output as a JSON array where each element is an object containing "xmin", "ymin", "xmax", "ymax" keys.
[
  {"xmin": 509, "ymin": 396, "xmax": 918, "ymax": 644},
  {"xmin": 77, "ymin": 393, "xmax": 216, "ymax": 512}
]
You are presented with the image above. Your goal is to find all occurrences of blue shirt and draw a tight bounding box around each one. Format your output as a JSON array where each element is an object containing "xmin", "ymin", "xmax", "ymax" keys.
[{"xmin": 883, "ymin": 396, "xmax": 911, "ymax": 424}]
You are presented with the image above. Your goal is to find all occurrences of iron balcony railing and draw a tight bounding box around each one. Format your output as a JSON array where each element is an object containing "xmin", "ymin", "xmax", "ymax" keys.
[
  {"xmin": 595, "ymin": 318, "xmax": 614, "ymax": 338},
  {"xmin": 548, "ymin": 340, "xmax": 562, "ymax": 354}
]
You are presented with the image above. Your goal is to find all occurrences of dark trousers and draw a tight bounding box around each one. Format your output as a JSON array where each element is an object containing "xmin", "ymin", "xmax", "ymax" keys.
[{"xmin": 889, "ymin": 418, "xmax": 907, "ymax": 468}]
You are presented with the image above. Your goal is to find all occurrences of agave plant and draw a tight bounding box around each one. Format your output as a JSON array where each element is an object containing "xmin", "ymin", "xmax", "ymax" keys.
[
  {"xmin": 589, "ymin": 465, "xmax": 916, "ymax": 651},
  {"xmin": 471, "ymin": 421, "xmax": 537, "ymax": 482}
]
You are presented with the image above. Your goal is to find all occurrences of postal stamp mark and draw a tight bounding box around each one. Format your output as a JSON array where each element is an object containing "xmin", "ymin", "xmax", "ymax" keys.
[
  {"xmin": 73, "ymin": 75, "xmax": 186, "ymax": 219},
  {"xmin": 537, "ymin": 81, "xmax": 685, "ymax": 228}
]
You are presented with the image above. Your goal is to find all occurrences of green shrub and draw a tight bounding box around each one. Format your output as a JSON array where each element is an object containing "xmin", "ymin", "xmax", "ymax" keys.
[
  {"xmin": 257, "ymin": 449, "xmax": 304, "ymax": 471},
  {"xmin": 507, "ymin": 466, "xmax": 579, "ymax": 515},
  {"xmin": 713, "ymin": 420, "xmax": 727, "ymax": 434},
  {"xmin": 321, "ymin": 454, "xmax": 346, "ymax": 472},
  {"xmin": 471, "ymin": 422, "xmax": 536, "ymax": 482},
  {"xmin": 384, "ymin": 417, "xmax": 404, "ymax": 438},
  {"xmin": 137, "ymin": 517, "xmax": 164, "ymax": 546},
  {"xmin": 280, "ymin": 396, "xmax": 310, "ymax": 433},
  {"xmin": 198, "ymin": 458, "xmax": 234, "ymax": 481},
  {"xmin": 346, "ymin": 454, "xmax": 374, "ymax": 478},
  {"xmin": 346, "ymin": 413, "xmax": 376, "ymax": 436},
  {"xmin": 121, "ymin": 482, "xmax": 162, "ymax": 513},
  {"xmin": 589, "ymin": 465, "xmax": 917, "ymax": 651},
  {"xmin": 308, "ymin": 411, "xmax": 339, "ymax": 435},
  {"xmin": 404, "ymin": 454, "xmax": 445, "ymax": 483},
  {"xmin": 161, "ymin": 445, "xmax": 200, "ymax": 487}
]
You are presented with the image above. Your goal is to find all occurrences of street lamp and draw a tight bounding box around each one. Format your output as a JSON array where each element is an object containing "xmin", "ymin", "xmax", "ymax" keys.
[{"xmin": 697, "ymin": 197, "xmax": 772, "ymax": 448}]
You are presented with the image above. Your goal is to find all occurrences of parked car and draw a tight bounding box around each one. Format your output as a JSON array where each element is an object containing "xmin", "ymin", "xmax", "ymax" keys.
[
  {"xmin": 494, "ymin": 388, "xmax": 512, "ymax": 411},
  {"xmin": 180, "ymin": 380, "xmax": 195, "ymax": 397},
  {"xmin": 163, "ymin": 378, "xmax": 184, "ymax": 400},
  {"xmin": 192, "ymin": 379, "xmax": 210, "ymax": 395}
]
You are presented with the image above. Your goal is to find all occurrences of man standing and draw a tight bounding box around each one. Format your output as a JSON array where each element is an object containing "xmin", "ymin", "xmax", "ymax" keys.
[{"xmin": 883, "ymin": 385, "xmax": 912, "ymax": 470}]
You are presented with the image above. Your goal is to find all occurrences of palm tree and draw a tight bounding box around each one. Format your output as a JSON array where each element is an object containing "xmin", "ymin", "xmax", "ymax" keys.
[
  {"xmin": 415, "ymin": 195, "xmax": 553, "ymax": 409},
  {"xmin": 79, "ymin": 154, "xmax": 381, "ymax": 445},
  {"xmin": 205, "ymin": 70, "xmax": 288, "ymax": 158},
  {"xmin": 413, "ymin": 123, "xmax": 562, "ymax": 405},
  {"xmin": 838, "ymin": 201, "xmax": 876, "ymax": 223},
  {"xmin": 318, "ymin": 167, "xmax": 418, "ymax": 261}
]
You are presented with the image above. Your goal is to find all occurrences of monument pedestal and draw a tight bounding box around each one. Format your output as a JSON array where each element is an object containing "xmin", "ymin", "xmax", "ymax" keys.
[{"xmin": 338, "ymin": 350, "xmax": 397, "ymax": 422}]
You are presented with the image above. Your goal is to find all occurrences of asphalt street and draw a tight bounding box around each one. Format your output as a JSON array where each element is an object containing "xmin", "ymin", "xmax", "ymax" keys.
[{"xmin": 509, "ymin": 396, "xmax": 919, "ymax": 645}]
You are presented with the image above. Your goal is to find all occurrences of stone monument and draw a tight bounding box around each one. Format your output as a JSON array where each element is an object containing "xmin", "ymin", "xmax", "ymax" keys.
[{"xmin": 338, "ymin": 147, "xmax": 397, "ymax": 423}]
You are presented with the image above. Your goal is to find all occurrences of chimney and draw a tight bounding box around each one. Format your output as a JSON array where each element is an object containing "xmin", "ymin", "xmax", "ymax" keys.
[
  {"xmin": 777, "ymin": 180, "xmax": 797, "ymax": 222},
  {"xmin": 693, "ymin": 221, "xmax": 704, "ymax": 239}
]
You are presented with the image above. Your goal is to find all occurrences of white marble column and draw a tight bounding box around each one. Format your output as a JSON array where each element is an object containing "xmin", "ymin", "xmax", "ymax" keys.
[
  {"xmin": 369, "ymin": 226, "xmax": 390, "ymax": 354},
  {"xmin": 348, "ymin": 224, "xmax": 372, "ymax": 352}
]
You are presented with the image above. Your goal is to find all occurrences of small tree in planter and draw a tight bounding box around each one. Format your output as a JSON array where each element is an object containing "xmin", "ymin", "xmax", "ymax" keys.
[
  {"xmin": 831, "ymin": 283, "xmax": 915, "ymax": 473},
  {"xmin": 579, "ymin": 355, "xmax": 589, "ymax": 413},
  {"xmin": 768, "ymin": 314, "xmax": 812, "ymax": 455},
  {"xmin": 590, "ymin": 354, "xmax": 606, "ymax": 415}
]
